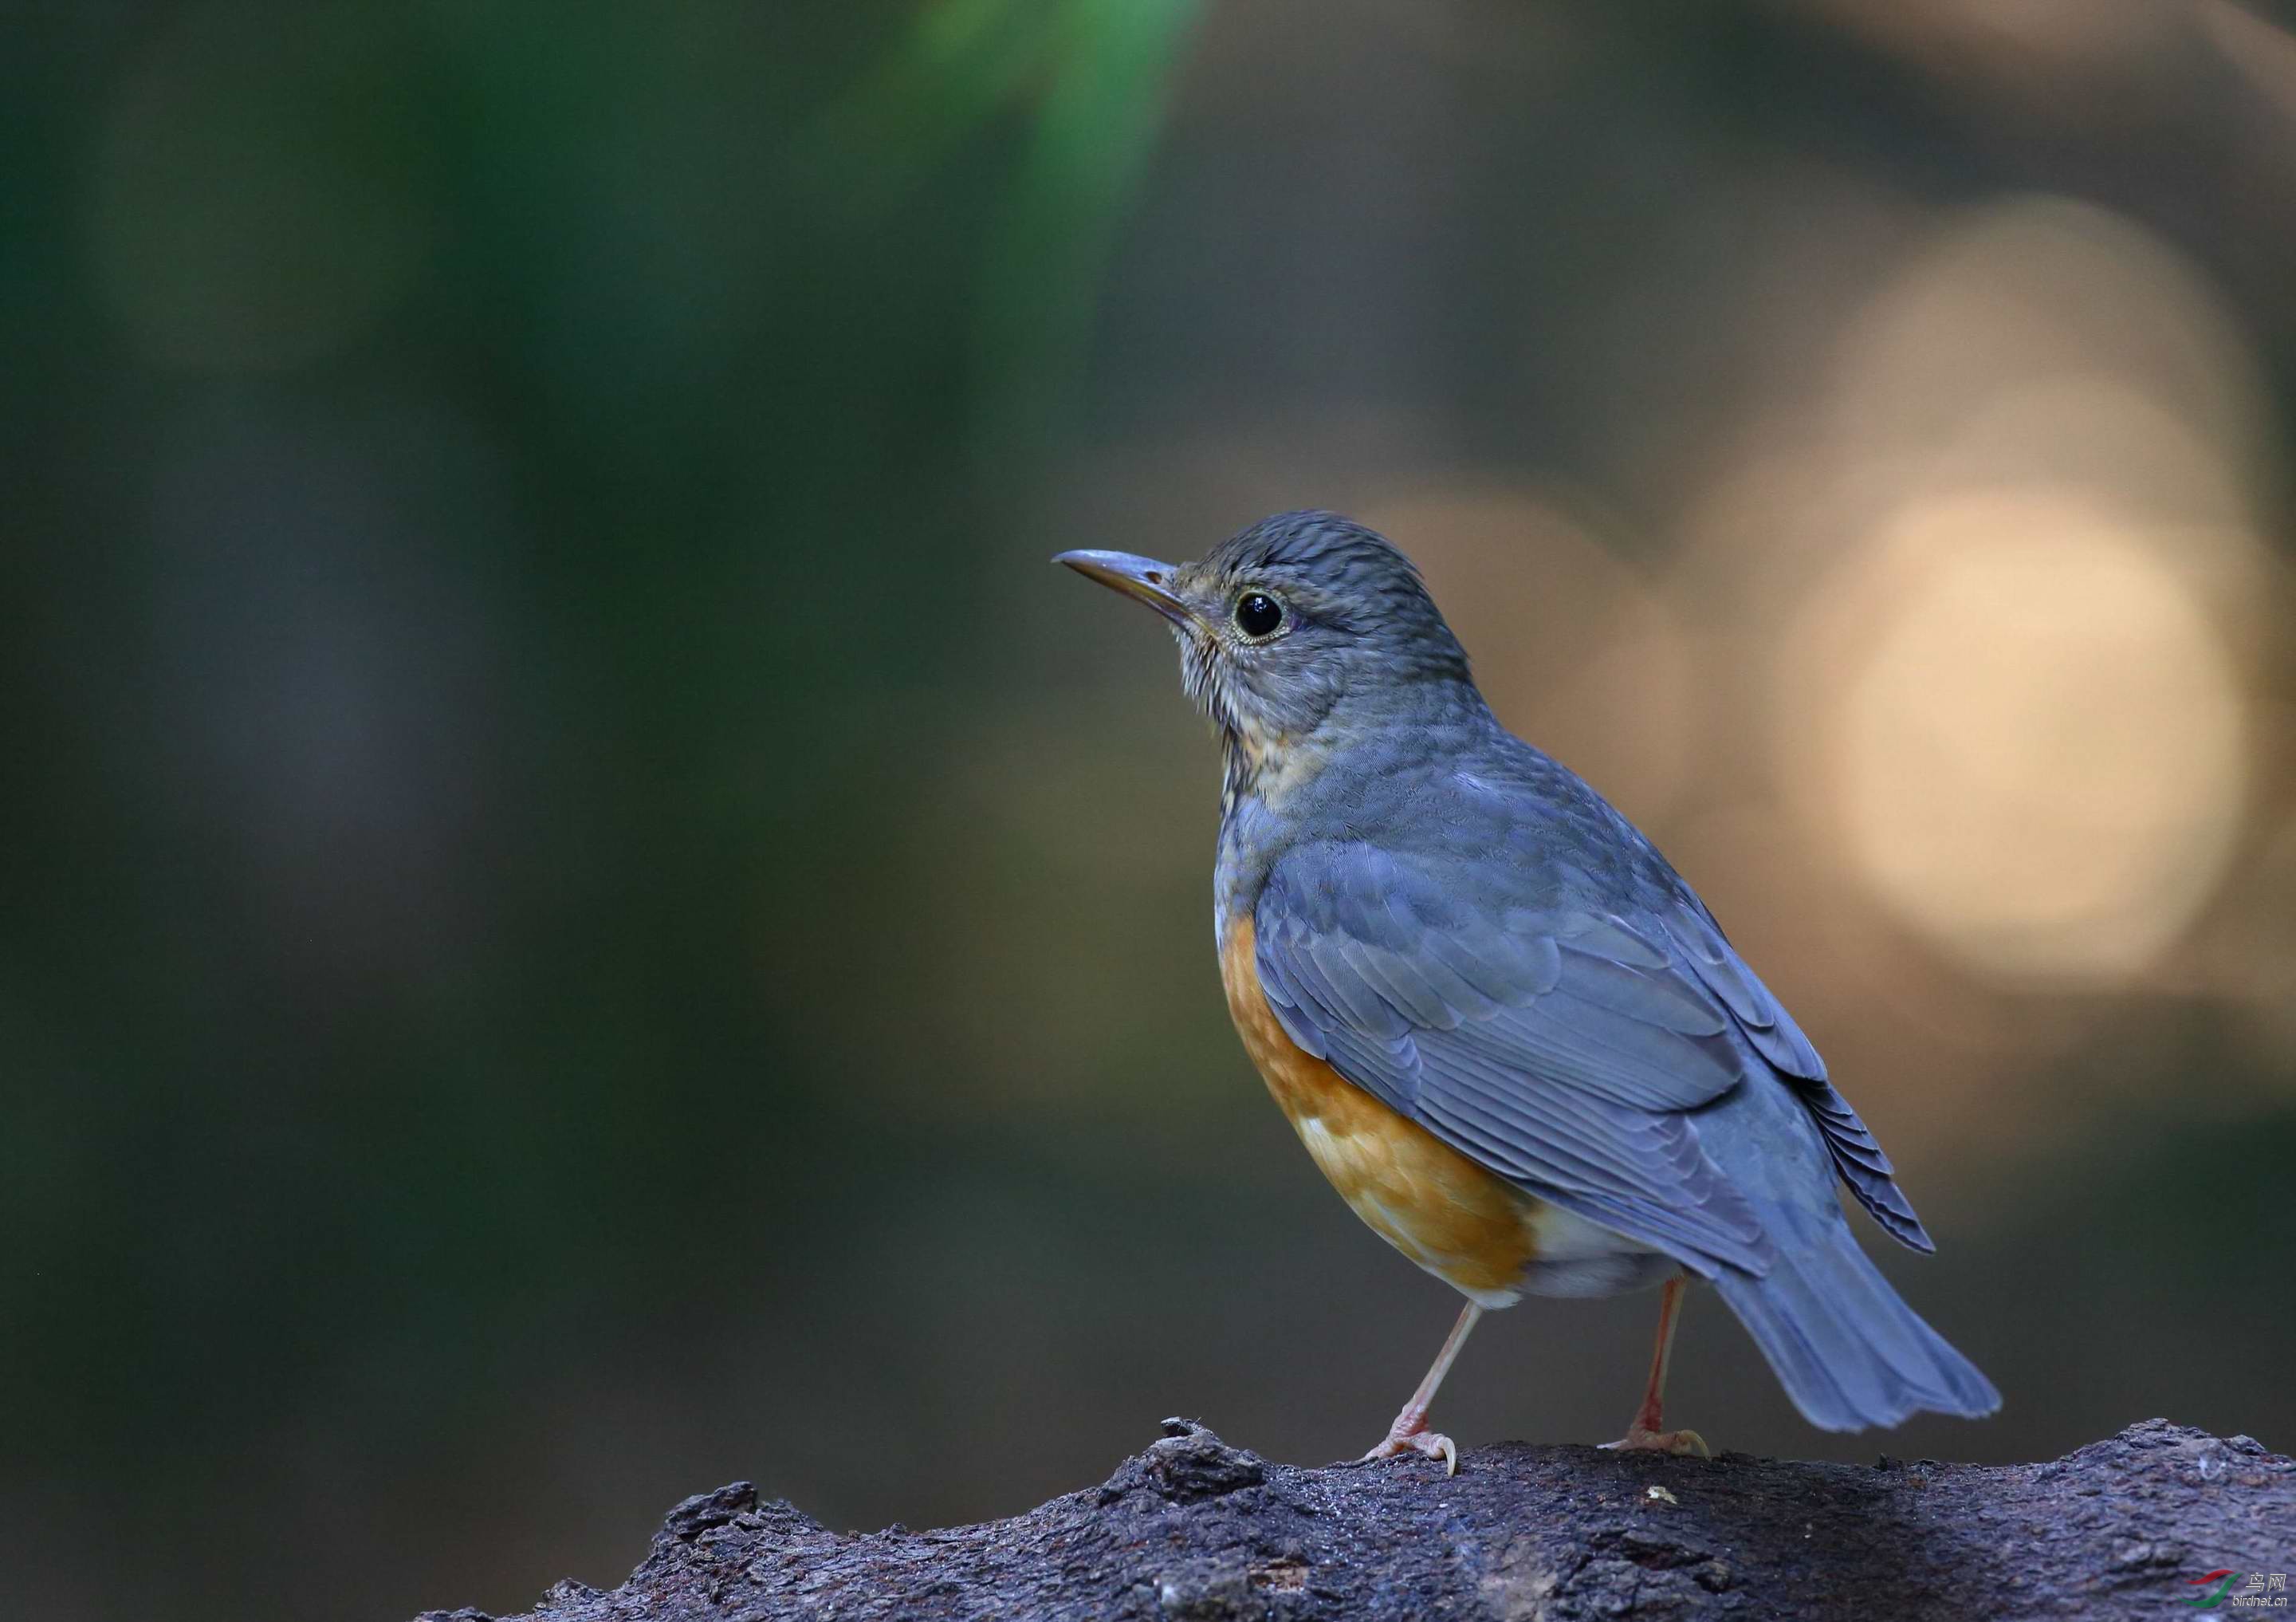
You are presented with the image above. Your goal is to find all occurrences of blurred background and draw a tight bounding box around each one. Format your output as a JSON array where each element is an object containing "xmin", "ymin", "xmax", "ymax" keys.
[{"xmin": 6, "ymin": 0, "xmax": 2296, "ymax": 1616}]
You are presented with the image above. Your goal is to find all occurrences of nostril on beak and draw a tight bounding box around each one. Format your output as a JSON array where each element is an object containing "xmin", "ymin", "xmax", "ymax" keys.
[{"xmin": 1054, "ymin": 551, "xmax": 1193, "ymax": 627}]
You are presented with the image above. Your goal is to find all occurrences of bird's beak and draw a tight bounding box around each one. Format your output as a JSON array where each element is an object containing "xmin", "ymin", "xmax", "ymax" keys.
[{"xmin": 1052, "ymin": 550, "xmax": 1200, "ymax": 631}]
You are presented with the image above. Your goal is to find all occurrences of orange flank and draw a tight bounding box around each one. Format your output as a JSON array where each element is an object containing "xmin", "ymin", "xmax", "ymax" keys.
[{"xmin": 1219, "ymin": 916, "xmax": 1546, "ymax": 1304}]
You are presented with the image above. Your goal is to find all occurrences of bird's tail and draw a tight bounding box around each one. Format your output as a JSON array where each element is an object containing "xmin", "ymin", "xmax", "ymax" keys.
[{"xmin": 1712, "ymin": 1215, "xmax": 2000, "ymax": 1432}]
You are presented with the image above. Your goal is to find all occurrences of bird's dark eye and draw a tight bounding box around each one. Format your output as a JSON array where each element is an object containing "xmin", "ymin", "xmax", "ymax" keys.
[{"xmin": 1234, "ymin": 593, "xmax": 1284, "ymax": 637}]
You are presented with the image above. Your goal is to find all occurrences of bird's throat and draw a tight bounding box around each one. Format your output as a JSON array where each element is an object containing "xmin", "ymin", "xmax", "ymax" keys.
[{"xmin": 1220, "ymin": 717, "xmax": 1330, "ymax": 818}]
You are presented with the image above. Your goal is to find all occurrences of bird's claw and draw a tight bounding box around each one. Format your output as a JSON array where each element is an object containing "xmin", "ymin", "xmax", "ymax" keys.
[
  {"xmin": 1601, "ymin": 1425, "xmax": 1710, "ymax": 1458},
  {"xmin": 1361, "ymin": 1426, "xmax": 1459, "ymax": 1475}
]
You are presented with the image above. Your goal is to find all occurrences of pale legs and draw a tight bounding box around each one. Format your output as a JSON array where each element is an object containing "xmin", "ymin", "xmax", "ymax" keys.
[
  {"xmin": 1601, "ymin": 1276, "xmax": 1710, "ymax": 1456},
  {"xmin": 1361, "ymin": 1301, "xmax": 1483, "ymax": 1475}
]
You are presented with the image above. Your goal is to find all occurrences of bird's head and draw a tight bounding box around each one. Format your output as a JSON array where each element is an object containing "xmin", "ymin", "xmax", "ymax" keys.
[{"xmin": 1056, "ymin": 510, "xmax": 1483, "ymax": 786}]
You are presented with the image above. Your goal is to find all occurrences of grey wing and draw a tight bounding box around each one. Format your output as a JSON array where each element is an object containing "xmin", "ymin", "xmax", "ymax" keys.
[
  {"xmin": 1659, "ymin": 903, "xmax": 1932, "ymax": 1251},
  {"xmin": 1252, "ymin": 842, "xmax": 1927, "ymax": 1280}
]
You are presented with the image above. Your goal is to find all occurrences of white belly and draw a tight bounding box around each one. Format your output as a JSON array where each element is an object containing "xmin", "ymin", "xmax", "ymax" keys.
[{"xmin": 1520, "ymin": 1203, "xmax": 1685, "ymax": 1298}]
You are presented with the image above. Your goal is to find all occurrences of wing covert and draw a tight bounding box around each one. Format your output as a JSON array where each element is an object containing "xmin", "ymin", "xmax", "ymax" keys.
[{"xmin": 1252, "ymin": 843, "xmax": 1778, "ymax": 1276}]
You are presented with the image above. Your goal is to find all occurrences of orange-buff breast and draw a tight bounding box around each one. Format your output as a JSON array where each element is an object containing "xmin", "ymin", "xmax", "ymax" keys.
[{"xmin": 1219, "ymin": 916, "xmax": 1543, "ymax": 1305}]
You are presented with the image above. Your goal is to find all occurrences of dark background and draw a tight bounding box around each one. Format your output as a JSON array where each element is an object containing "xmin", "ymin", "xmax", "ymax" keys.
[{"xmin": 6, "ymin": 2, "xmax": 2295, "ymax": 1618}]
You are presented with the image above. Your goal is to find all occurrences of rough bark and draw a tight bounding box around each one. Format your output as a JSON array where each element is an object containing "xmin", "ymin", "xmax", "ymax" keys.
[{"xmin": 418, "ymin": 1419, "xmax": 2292, "ymax": 1620}]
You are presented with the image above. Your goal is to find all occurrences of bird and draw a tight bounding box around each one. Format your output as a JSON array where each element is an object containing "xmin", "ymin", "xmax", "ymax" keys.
[{"xmin": 1055, "ymin": 510, "xmax": 1999, "ymax": 1472}]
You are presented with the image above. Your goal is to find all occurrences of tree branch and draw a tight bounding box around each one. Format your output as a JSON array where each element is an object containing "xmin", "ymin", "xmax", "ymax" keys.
[{"xmin": 417, "ymin": 1418, "xmax": 2292, "ymax": 1620}]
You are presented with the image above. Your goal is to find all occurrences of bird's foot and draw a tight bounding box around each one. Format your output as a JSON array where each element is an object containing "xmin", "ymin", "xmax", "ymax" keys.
[
  {"xmin": 1360, "ymin": 1419, "xmax": 1459, "ymax": 1476},
  {"xmin": 1601, "ymin": 1425, "xmax": 1710, "ymax": 1458}
]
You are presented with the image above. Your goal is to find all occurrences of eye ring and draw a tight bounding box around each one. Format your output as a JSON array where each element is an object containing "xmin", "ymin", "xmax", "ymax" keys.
[{"xmin": 1233, "ymin": 593, "xmax": 1284, "ymax": 638}]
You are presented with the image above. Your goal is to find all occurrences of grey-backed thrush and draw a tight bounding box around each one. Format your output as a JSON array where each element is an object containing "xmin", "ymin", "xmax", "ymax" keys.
[{"xmin": 1056, "ymin": 510, "xmax": 1999, "ymax": 1471}]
